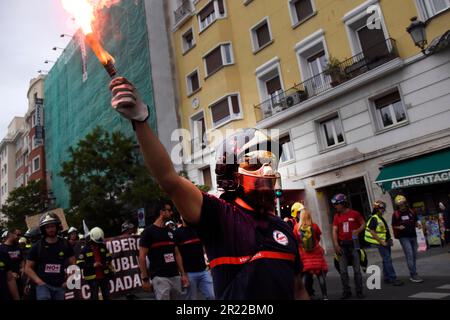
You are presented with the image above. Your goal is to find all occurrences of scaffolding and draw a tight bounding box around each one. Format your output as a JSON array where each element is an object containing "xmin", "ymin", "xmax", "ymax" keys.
[{"xmin": 44, "ymin": 0, "xmax": 156, "ymax": 209}]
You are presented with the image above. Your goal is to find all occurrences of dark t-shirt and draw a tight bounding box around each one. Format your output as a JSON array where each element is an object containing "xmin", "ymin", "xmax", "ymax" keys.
[
  {"xmin": 139, "ymin": 224, "xmax": 179, "ymax": 279},
  {"xmin": 192, "ymin": 193, "xmax": 302, "ymax": 300},
  {"xmin": 0, "ymin": 243, "xmax": 23, "ymax": 273},
  {"xmin": 174, "ymin": 226, "xmax": 206, "ymax": 273},
  {"xmin": 0, "ymin": 251, "xmax": 13, "ymax": 301},
  {"xmin": 27, "ymin": 238, "xmax": 74, "ymax": 287},
  {"xmin": 392, "ymin": 209, "xmax": 417, "ymax": 238},
  {"xmin": 368, "ymin": 215, "xmax": 392, "ymax": 240}
]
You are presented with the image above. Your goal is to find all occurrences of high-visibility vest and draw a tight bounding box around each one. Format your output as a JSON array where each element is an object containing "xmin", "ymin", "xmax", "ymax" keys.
[{"xmin": 364, "ymin": 214, "xmax": 387, "ymax": 245}]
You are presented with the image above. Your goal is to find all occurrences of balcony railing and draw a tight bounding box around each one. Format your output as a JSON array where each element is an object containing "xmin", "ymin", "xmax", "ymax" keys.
[
  {"xmin": 174, "ymin": 0, "xmax": 193, "ymax": 25},
  {"xmin": 255, "ymin": 38, "xmax": 399, "ymax": 122}
]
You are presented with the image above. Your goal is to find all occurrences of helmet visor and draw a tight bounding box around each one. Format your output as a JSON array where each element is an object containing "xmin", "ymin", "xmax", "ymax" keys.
[{"xmin": 238, "ymin": 150, "xmax": 279, "ymax": 176}]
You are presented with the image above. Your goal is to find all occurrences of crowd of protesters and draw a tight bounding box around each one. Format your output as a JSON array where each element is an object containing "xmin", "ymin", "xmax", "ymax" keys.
[
  {"xmin": 2, "ymin": 190, "xmax": 448, "ymax": 301},
  {"xmin": 1, "ymin": 74, "xmax": 449, "ymax": 301}
]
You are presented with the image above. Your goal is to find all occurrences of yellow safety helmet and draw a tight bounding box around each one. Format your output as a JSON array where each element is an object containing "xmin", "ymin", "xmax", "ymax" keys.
[
  {"xmin": 394, "ymin": 195, "xmax": 407, "ymax": 205},
  {"xmin": 291, "ymin": 202, "xmax": 305, "ymax": 218}
]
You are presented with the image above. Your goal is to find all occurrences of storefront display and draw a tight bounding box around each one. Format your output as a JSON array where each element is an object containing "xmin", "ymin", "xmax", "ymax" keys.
[{"xmin": 425, "ymin": 215, "xmax": 442, "ymax": 246}]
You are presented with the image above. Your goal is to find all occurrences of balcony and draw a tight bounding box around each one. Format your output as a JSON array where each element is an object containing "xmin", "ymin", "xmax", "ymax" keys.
[
  {"xmin": 174, "ymin": 0, "xmax": 193, "ymax": 25},
  {"xmin": 254, "ymin": 38, "xmax": 399, "ymax": 122}
]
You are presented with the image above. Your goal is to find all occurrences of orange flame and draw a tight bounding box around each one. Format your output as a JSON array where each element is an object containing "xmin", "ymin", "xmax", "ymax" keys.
[
  {"xmin": 61, "ymin": 0, "xmax": 95, "ymax": 34},
  {"xmin": 85, "ymin": 33, "xmax": 115, "ymax": 65},
  {"xmin": 61, "ymin": 0, "xmax": 115, "ymax": 67}
]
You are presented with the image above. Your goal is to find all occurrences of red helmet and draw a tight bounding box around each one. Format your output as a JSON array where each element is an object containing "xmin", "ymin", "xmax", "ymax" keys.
[{"xmin": 215, "ymin": 129, "xmax": 281, "ymax": 192}]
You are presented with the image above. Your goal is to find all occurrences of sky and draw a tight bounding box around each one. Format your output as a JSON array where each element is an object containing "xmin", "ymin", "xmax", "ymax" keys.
[{"xmin": 0, "ymin": 0, "xmax": 73, "ymax": 138}]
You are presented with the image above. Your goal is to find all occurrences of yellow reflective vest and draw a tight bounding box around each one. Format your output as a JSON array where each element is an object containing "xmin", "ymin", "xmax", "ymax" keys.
[{"xmin": 364, "ymin": 214, "xmax": 387, "ymax": 245}]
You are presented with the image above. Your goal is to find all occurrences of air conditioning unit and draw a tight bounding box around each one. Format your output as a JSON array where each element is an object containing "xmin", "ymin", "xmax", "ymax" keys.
[{"xmin": 287, "ymin": 90, "xmax": 308, "ymax": 107}]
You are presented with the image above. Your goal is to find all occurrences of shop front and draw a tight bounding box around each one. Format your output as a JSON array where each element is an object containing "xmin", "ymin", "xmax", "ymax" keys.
[{"xmin": 375, "ymin": 148, "xmax": 450, "ymax": 247}]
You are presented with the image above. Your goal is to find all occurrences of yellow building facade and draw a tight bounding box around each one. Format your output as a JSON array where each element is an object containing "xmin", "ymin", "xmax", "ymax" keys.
[{"xmin": 169, "ymin": 0, "xmax": 449, "ymax": 152}]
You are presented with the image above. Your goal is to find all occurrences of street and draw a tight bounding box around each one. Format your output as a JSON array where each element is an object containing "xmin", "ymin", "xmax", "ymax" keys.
[
  {"xmin": 114, "ymin": 246, "xmax": 450, "ymax": 301},
  {"xmin": 322, "ymin": 246, "xmax": 450, "ymax": 300}
]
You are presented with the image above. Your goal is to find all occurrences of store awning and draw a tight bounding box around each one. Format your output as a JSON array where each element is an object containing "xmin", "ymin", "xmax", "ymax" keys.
[{"xmin": 375, "ymin": 149, "xmax": 450, "ymax": 192}]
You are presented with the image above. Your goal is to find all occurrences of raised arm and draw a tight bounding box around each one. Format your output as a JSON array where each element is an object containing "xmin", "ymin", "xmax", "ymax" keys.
[{"xmin": 110, "ymin": 77, "xmax": 203, "ymax": 225}]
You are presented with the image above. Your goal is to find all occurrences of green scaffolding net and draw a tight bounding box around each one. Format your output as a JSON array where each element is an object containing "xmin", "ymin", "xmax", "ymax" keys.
[{"xmin": 45, "ymin": 0, "xmax": 156, "ymax": 210}]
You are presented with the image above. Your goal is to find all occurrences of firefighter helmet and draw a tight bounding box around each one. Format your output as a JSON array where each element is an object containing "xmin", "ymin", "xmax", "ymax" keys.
[
  {"xmin": 215, "ymin": 128, "xmax": 281, "ymax": 192},
  {"xmin": 331, "ymin": 193, "xmax": 347, "ymax": 205},
  {"xmin": 39, "ymin": 212, "xmax": 62, "ymax": 234},
  {"xmin": 89, "ymin": 227, "xmax": 104, "ymax": 243},
  {"xmin": 68, "ymin": 227, "xmax": 78, "ymax": 235},
  {"xmin": 291, "ymin": 202, "xmax": 305, "ymax": 218},
  {"xmin": 121, "ymin": 221, "xmax": 135, "ymax": 233},
  {"xmin": 373, "ymin": 200, "xmax": 386, "ymax": 210},
  {"xmin": 394, "ymin": 195, "xmax": 407, "ymax": 205}
]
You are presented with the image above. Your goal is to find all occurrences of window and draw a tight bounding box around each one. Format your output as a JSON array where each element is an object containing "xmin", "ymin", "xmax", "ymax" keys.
[
  {"xmin": 256, "ymin": 58, "xmax": 285, "ymax": 116},
  {"xmin": 343, "ymin": 3, "xmax": 390, "ymax": 57},
  {"xmin": 209, "ymin": 94, "xmax": 242, "ymax": 127},
  {"xmin": 373, "ymin": 90, "xmax": 407, "ymax": 130},
  {"xmin": 16, "ymin": 175, "xmax": 24, "ymax": 188},
  {"xmin": 356, "ymin": 24, "xmax": 389, "ymax": 62},
  {"xmin": 201, "ymin": 166, "xmax": 213, "ymax": 188},
  {"xmin": 198, "ymin": 0, "xmax": 226, "ymax": 32},
  {"xmin": 182, "ymin": 28, "xmax": 195, "ymax": 53},
  {"xmin": 204, "ymin": 43, "xmax": 233, "ymax": 76},
  {"xmin": 279, "ymin": 135, "xmax": 295, "ymax": 163},
  {"xmin": 190, "ymin": 111, "xmax": 207, "ymax": 152},
  {"xmin": 251, "ymin": 18, "xmax": 272, "ymax": 52},
  {"xmin": 289, "ymin": 0, "xmax": 315, "ymax": 26},
  {"xmin": 417, "ymin": 0, "xmax": 450, "ymax": 19},
  {"xmin": 320, "ymin": 116, "xmax": 345, "ymax": 148},
  {"xmin": 186, "ymin": 70, "xmax": 200, "ymax": 95},
  {"xmin": 32, "ymin": 136, "xmax": 43, "ymax": 149},
  {"xmin": 306, "ymin": 50, "xmax": 330, "ymax": 92},
  {"xmin": 33, "ymin": 156, "xmax": 40, "ymax": 173}
]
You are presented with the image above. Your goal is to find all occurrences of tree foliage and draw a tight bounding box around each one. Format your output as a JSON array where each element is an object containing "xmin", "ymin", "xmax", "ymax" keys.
[
  {"xmin": 60, "ymin": 127, "xmax": 167, "ymax": 235},
  {"xmin": 1, "ymin": 179, "xmax": 48, "ymax": 231}
]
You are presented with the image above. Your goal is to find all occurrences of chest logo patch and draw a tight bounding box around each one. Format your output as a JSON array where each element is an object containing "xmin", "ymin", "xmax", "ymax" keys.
[
  {"xmin": 45, "ymin": 264, "xmax": 61, "ymax": 273},
  {"xmin": 168, "ymin": 232, "xmax": 174, "ymax": 239},
  {"xmin": 273, "ymin": 230, "xmax": 289, "ymax": 246}
]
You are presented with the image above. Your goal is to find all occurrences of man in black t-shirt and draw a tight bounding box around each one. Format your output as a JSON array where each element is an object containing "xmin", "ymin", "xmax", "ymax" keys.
[
  {"xmin": 174, "ymin": 219, "xmax": 214, "ymax": 300},
  {"xmin": 0, "ymin": 229, "xmax": 24, "ymax": 297},
  {"xmin": 0, "ymin": 251, "xmax": 20, "ymax": 301},
  {"xmin": 392, "ymin": 195, "xmax": 424, "ymax": 283},
  {"xmin": 110, "ymin": 78, "xmax": 308, "ymax": 300},
  {"xmin": 25, "ymin": 212, "xmax": 75, "ymax": 300},
  {"xmin": 139, "ymin": 202, "xmax": 189, "ymax": 300}
]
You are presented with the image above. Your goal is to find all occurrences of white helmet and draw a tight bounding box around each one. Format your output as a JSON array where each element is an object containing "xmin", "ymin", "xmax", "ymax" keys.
[
  {"xmin": 89, "ymin": 227, "xmax": 104, "ymax": 243},
  {"xmin": 68, "ymin": 227, "xmax": 78, "ymax": 234}
]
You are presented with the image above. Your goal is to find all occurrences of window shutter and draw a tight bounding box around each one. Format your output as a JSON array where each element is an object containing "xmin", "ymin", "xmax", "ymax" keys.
[
  {"xmin": 199, "ymin": 1, "xmax": 215, "ymax": 20},
  {"xmin": 266, "ymin": 76, "xmax": 282, "ymax": 95},
  {"xmin": 295, "ymin": 0, "xmax": 314, "ymax": 22},
  {"xmin": 211, "ymin": 98, "xmax": 230, "ymax": 124},
  {"xmin": 256, "ymin": 23, "xmax": 271, "ymax": 47},
  {"xmin": 374, "ymin": 91, "xmax": 401, "ymax": 108},
  {"xmin": 205, "ymin": 46, "xmax": 223, "ymax": 75}
]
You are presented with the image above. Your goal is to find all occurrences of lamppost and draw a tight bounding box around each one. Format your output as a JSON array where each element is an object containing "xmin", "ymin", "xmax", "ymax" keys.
[
  {"xmin": 406, "ymin": 17, "xmax": 428, "ymax": 53},
  {"xmin": 406, "ymin": 16, "xmax": 450, "ymax": 56}
]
